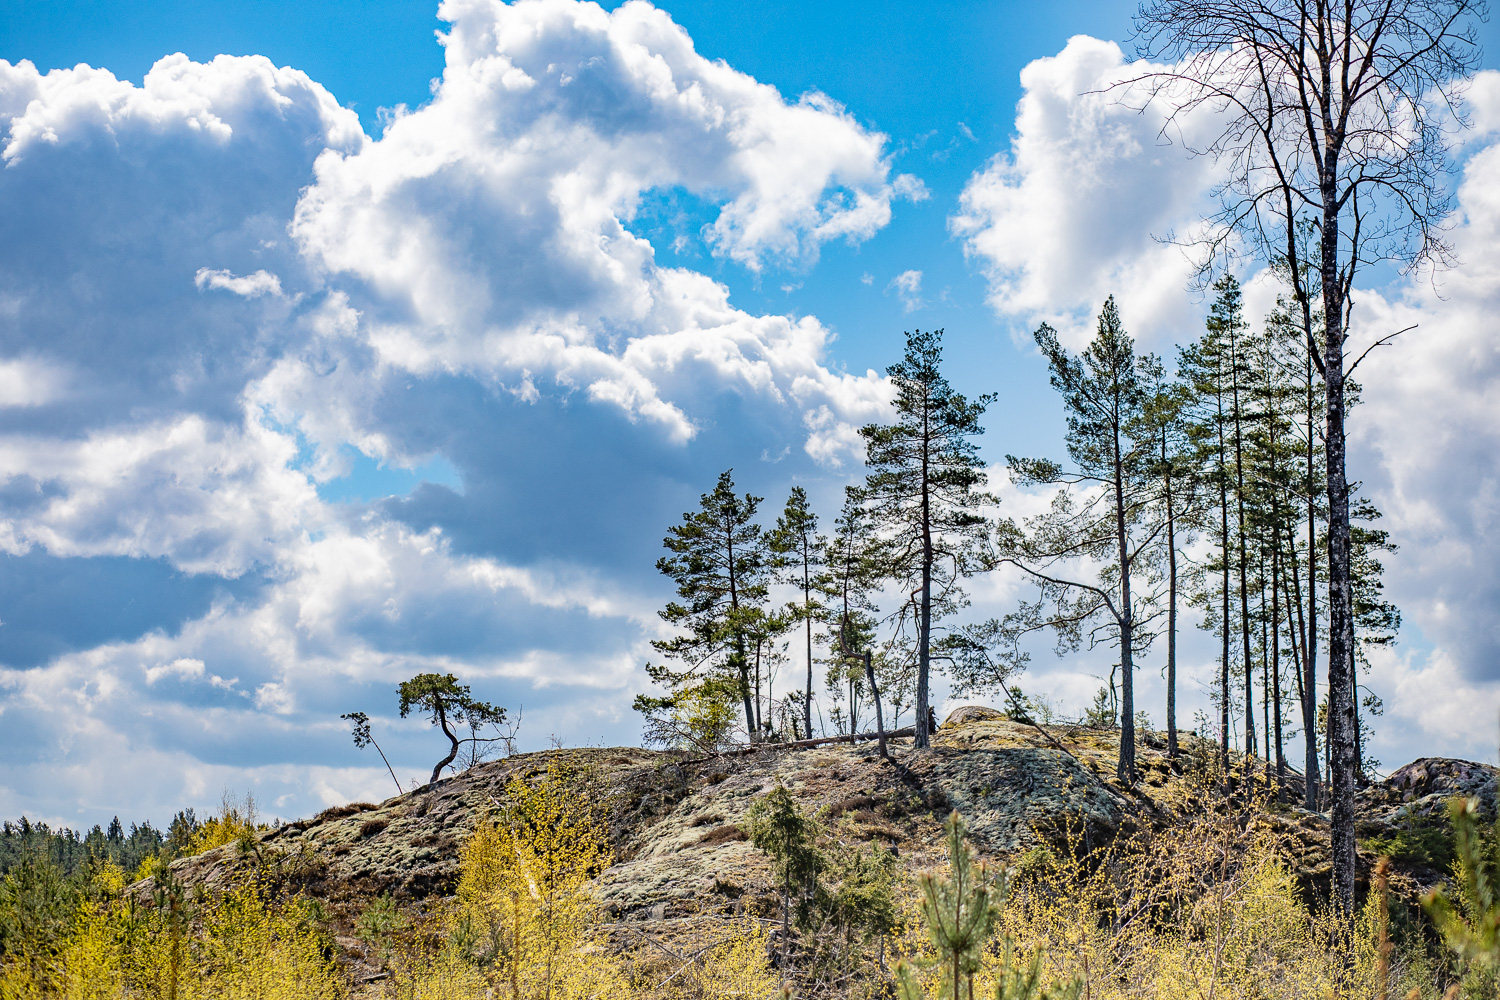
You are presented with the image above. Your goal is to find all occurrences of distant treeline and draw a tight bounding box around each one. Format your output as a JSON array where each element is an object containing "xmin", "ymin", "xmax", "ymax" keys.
[{"xmin": 0, "ymin": 810, "xmax": 203, "ymax": 877}]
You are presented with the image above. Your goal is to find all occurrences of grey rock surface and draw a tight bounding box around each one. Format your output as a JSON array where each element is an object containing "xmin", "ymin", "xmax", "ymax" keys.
[{"xmin": 146, "ymin": 712, "xmax": 1494, "ymax": 924}]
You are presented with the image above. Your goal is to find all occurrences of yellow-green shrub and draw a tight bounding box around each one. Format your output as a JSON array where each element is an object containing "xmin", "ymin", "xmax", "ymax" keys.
[
  {"xmin": 4, "ymin": 856, "xmax": 342, "ymax": 1000},
  {"xmin": 189, "ymin": 793, "xmax": 266, "ymax": 856},
  {"xmin": 686, "ymin": 919, "xmax": 780, "ymax": 1000},
  {"xmin": 401, "ymin": 760, "xmax": 630, "ymax": 1000}
]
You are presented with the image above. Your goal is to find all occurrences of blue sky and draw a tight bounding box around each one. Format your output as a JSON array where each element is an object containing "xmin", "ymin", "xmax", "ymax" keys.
[{"xmin": 2, "ymin": 0, "xmax": 1499, "ymax": 827}]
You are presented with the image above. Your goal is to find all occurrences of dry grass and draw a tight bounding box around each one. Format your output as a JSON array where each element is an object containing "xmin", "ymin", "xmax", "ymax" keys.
[{"xmin": 1, "ymin": 775, "xmax": 1481, "ymax": 1000}]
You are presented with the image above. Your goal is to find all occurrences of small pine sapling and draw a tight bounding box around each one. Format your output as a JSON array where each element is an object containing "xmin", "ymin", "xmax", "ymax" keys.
[
  {"xmin": 896, "ymin": 811, "xmax": 1079, "ymax": 1000},
  {"xmin": 1422, "ymin": 796, "xmax": 1500, "ymax": 992},
  {"xmin": 747, "ymin": 784, "xmax": 826, "ymax": 967},
  {"xmin": 896, "ymin": 810, "xmax": 997, "ymax": 1000}
]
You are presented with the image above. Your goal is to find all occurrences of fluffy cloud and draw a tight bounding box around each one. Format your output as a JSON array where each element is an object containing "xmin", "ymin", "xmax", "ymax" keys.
[
  {"xmin": 0, "ymin": 0, "xmax": 916, "ymax": 824},
  {"xmin": 288, "ymin": 0, "xmax": 909, "ymax": 452},
  {"xmin": 951, "ymin": 36, "xmax": 1223, "ymax": 345},
  {"xmin": 195, "ymin": 268, "xmax": 285, "ymax": 299},
  {"xmin": 1343, "ymin": 120, "xmax": 1500, "ymax": 686},
  {"xmin": 887, "ymin": 269, "xmax": 923, "ymax": 313},
  {"xmin": 0, "ymin": 53, "xmax": 365, "ymax": 434},
  {"xmin": 954, "ymin": 37, "xmax": 1500, "ymax": 762}
]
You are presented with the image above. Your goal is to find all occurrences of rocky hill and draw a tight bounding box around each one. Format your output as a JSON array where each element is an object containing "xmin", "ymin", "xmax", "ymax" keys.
[{"xmin": 152, "ymin": 708, "xmax": 1495, "ymax": 981}]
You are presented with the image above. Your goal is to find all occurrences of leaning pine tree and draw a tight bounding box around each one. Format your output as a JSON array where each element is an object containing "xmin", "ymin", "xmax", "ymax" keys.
[
  {"xmin": 394, "ymin": 673, "xmax": 510, "ymax": 785},
  {"xmin": 860, "ymin": 329, "xmax": 994, "ymax": 749}
]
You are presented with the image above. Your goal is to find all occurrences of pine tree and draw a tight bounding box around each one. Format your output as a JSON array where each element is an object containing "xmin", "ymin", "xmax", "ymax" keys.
[
  {"xmin": 860, "ymin": 330, "xmax": 994, "ymax": 749},
  {"xmin": 770, "ymin": 486, "xmax": 828, "ymax": 742},
  {"xmin": 1263, "ymin": 283, "xmax": 1327, "ymax": 809},
  {"xmin": 820, "ymin": 487, "xmax": 885, "ymax": 737},
  {"xmin": 636, "ymin": 470, "xmax": 770, "ymax": 746},
  {"xmin": 1422, "ymin": 796, "xmax": 1500, "ymax": 991},
  {"xmin": 1214, "ymin": 276, "xmax": 1260, "ymax": 778},
  {"xmin": 995, "ymin": 298, "xmax": 1160, "ymax": 783},
  {"xmin": 1180, "ymin": 285, "xmax": 1239, "ymax": 773},
  {"xmin": 746, "ymin": 784, "xmax": 825, "ymax": 966},
  {"xmin": 896, "ymin": 812, "xmax": 999, "ymax": 1000},
  {"xmin": 1245, "ymin": 313, "xmax": 1300, "ymax": 796},
  {"xmin": 1141, "ymin": 362, "xmax": 1198, "ymax": 762},
  {"xmin": 894, "ymin": 811, "xmax": 1079, "ymax": 1000},
  {"xmin": 396, "ymin": 673, "xmax": 509, "ymax": 784}
]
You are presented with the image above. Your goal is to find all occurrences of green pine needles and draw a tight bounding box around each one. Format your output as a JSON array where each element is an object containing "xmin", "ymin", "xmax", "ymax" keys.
[
  {"xmin": 1423, "ymin": 796, "xmax": 1500, "ymax": 991},
  {"xmin": 896, "ymin": 811, "xmax": 1079, "ymax": 1000}
]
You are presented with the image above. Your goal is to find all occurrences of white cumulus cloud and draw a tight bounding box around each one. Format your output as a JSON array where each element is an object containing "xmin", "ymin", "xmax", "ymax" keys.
[
  {"xmin": 953, "ymin": 34, "xmax": 1500, "ymax": 764},
  {"xmin": 951, "ymin": 35, "xmax": 1223, "ymax": 345}
]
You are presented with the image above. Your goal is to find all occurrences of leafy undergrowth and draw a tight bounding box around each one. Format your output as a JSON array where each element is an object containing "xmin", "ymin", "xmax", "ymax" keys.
[{"xmin": 2, "ymin": 763, "xmax": 1497, "ymax": 999}]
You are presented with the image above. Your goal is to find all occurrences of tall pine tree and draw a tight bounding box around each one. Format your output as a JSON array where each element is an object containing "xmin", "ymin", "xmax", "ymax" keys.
[
  {"xmin": 860, "ymin": 330, "xmax": 993, "ymax": 749},
  {"xmin": 1180, "ymin": 281, "xmax": 1241, "ymax": 772},
  {"xmin": 996, "ymin": 298, "xmax": 1160, "ymax": 783},
  {"xmin": 1142, "ymin": 360, "xmax": 1199, "ymax": 762},
  {"xmin": 770, "ymin": 486, "xmax": 828, "ymax": 741},
  {"xmin": 636, "ymin": 470, "xmax": 770, "ymax": 746}
]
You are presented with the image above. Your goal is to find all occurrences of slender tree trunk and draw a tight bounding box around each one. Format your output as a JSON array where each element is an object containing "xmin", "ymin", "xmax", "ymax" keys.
[
  {"xmin": 1351, "ymin": 643, "xmax": 1363, "ymax": 781},
  {"xmin": 849, "ymin": 671, "xmax": 859, "ymax": 734},
  {"xmin": 369, "ymin": 734, "xmax": 402, "ymax": 794},
  {"xmin": 803, "ymin": 540, "xmax": 814, "ymax": 742},
  {"xmin": 1165, "ymin": 459, "xmax": 1179, "ymax": 761},
  {"xmin": 1231, "ymin": 330, "xmax": 1256, "ymax": 777},
  {"xmin": 1261, "ymin": 558, "xmax": 1271, "ymax": 774},
  {"xmin": 755, "ymin": 640, "xmax": 763, "ymax": 736},
  {"xmin": 1114, "ymin": 415, "xmax": 1136, "ymax": 784},
  {"xmin": 1303, "ymin": 296, "xmax": 1323, "ymax": 813},
  {"xmin": 1283, "ymin": 547, "xmax": 1311, "ymax": 800},
  {"xmin": 726, "ymin": 526, "xmax": 758, "ymax": 743},
  {"xmin": 1218, "ymin": 409, "xmax": 1232, "ymax": 772},
  {"xmin": 916, "ymin": 401, "xmax": 933, "ymax": 749},
  {"xmin": 1322, "ymin": 180, "xmax": 1358, "ymax": 919},
  {"xmin": 1286, "ymin": 538, "xmax": 1307, "ymax": 703},
  {"xmin": 865, "ymin": 649, "xmax": 889, "ymax": 761},
  {"xmin": 1272, "ymin": 534, "xmax": 1287, "ymax": 800},
  {"xmin": 431, "ymin": 705, "xmax": 460, "ymax": 784}
]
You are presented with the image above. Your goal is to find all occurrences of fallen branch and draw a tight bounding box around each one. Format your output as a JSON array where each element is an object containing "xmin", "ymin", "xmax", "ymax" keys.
[
  {"xmin": 993, "ymin": 675, "xmax": 1089, "ymax": 771},
  {"xmin": 612, "ymin": 923, "xmax": 685, "ymax": 963},
  {"xmin": 680, "ymin": 727, "xmax": 916, "ymax": 766}
]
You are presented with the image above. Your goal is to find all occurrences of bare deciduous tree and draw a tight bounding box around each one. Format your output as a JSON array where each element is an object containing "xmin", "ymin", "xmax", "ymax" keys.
[{"xmin": 1129, "ymin": 0, "xmax": 1484, "ymax": 916}]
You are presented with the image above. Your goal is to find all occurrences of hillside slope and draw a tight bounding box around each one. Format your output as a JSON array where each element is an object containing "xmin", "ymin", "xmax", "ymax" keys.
[{"xmin": 150, "ymin": 709, "xmax": 1495, "ymax": 982}]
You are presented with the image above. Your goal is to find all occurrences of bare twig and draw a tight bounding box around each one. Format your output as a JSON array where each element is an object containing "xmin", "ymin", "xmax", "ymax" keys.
[{"xmin": 1346, "ymin": 324, "xmax": 1417, "ymax": 376}]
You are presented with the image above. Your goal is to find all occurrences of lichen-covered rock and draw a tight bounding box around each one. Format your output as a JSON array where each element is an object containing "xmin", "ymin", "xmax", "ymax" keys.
[
  {"xmin": 140, "ymin": 717, "xmax": 1482, "ymax": 939},
  {"xmin": 1358, "ymin": 757, "xmax": 1498, "ymax": 826},
  {"xmin": 942, "ymin": 705, "xmax": 1006, "ymax": 727},
  {"xmin": 926, "ymin": 745, "xmax": 1125, "ymax": 854}
]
